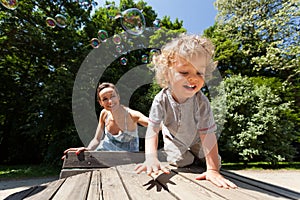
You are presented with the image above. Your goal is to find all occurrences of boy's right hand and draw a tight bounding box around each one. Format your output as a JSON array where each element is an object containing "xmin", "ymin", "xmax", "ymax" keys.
[
  {"xmin": 134, "ymin": 157, "xmax": 170, "ymax": 176},
  {"xmin": 61, "ymin": 147, "xmax": 89, "ymax": 160}
]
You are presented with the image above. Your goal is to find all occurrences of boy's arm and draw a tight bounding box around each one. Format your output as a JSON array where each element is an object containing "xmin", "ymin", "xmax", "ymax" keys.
[
  {"xmin": 200, "ymin": 133, "xmax": 220, "ymax": 171},
  {"xmin": 197, "ymin": 133, "xmax": 237, "ymax": 189}
]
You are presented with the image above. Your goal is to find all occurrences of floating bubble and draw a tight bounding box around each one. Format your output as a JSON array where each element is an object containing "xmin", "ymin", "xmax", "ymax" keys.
[
  {"xmin": 153, "ymin": 18, "xmax": 161, "ymax": 28},
  {"xmin": 55, "ymin": 14, "xmax": 67, "ymax": 28},
  {"xmin": 149, "ymin": 49, "xmax": 161, "ymax": 61},
  {"xmin": 0, "ymin": 0, "xmax": 18, "ymax": 10},
  {"xmin": 115, "ymin": 45, "xmax": 124, "ymax": 53},
  {"xmin": 98, "ymin": 30, "xmax": 108, "ymax": 41},
  {"xmin": 141, "ymin": 54, "xmax": 148, "ymax": 64},
  {"xmin": 121, "ymin": 8, "xmax": 145, "ymax": 35},
  {"xmin": 120, "ymin": 57, "xmax": 127, "ymax": 65},
  {"xmin": 112, "ymin": 34, "xmax": 121, "ymax": 45},
  {"xmin": 46, "ymin": 17, "xmax": 56, "ymax": 28},
  {"xmin": 90, "ymin": 38, "xmax": 101, "ymax": 48}
]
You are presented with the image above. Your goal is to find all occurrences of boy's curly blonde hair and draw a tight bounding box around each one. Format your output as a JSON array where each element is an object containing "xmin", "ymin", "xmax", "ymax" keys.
[{"xmin": 152, "ymin": 33, "xmax": 217, "ymax": 88}]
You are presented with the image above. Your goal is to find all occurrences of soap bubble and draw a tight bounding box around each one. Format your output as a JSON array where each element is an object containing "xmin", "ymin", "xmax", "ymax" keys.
[
  {"xmin": 112, "ymin": 34, "xmax": 121, "ymax": 45},
  {"xmin": 149, "ymin": 49, "xmax": 161, "ymax": 61},
  {"xmin": 121, "ymin": 8, "xmax": 145, "ymax": 35},
  {"xmin": 55, "ymin": 14, "xmax": 67, "ymax": 28},
  {"xmin": 46, "ymin": 17, "xmax": 56, "ymax": 28},
  {"xmin": 116, "ymin": 45, "xmax": 124, "ymax": 53},
  {"xmin": 153, "ymin": 18, "xmax": 161, "ymax": 29},
  {"xmin": 141, "ymin": 54, "xmax": 148, "ymax": 64},
  {"xmin": 90, "ymin": 38, "xmax": 101, "ymax": 48},
  {"xmin": 98, "ymin": 30, "xmax": 108, "ymax": 41},
  {"xmin": 120, "ymin": 57, "xmax": 127, "ymax": 65},
  {"xmin": 0, "ymin": 0, "xmax": 18, "ymax": 10}
]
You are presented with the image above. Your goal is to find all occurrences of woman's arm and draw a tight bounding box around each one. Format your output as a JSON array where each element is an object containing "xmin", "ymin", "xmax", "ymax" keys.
[
  {"xmin": 87, "ymin": 110, "xmax": 106, "ymax": 150},
  {"xmin": 129, "ymin": 109, "xmax": 149, "ymax": 127},
  {"xmin": 61, "ymin": 110, "xmax": 106, "ymax": 159}
]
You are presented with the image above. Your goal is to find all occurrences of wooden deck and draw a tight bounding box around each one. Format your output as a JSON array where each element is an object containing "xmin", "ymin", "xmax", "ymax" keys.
[{"xmin": 3, "ymin": 152, "xmax": 300, "ymax": 200}]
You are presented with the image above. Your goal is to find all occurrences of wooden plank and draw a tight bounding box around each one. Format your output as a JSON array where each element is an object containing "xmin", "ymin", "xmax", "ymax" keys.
[
  {"xmin": 52, "ymin": 172, "xmax": 91, "ymax": 200},
  {"xmin": 152, "ymin": 168, "xmax": 225, "ymax": 200},
  {"xmin": 170, "ymin": 166, "xmax": 286, "ymax": 200},
  {"xmin": 62, "ymin": 151, "xmax": 146, "ymax": 169},
  {"xmin": 116, "ymin": 164, "xmax": 177, "ymax": 200},
  {"xmin": 221, "ymin": 170, "xmax": 300, "ymax": 200},
  {"xmin": 24, "ymin": 178, "xmax": 66, "ymax": 200},
  {"xmin": 101, "ymin": 167, "xmax": 130, "ymax": 200},
  {"xmin": 87, "ymin": 170, "xmax": 102, "ymax": 200},
  {"xmin": 62, "ymin": 151, "xmax": 167, "ymax": 169},
  {"xmin": 60, "ymin": 168, "xmax": 96, "ymax": 178}
]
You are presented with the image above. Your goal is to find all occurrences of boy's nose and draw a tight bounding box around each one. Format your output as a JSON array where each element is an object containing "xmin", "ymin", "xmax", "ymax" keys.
[{"xmin": 188, "ymin": 75, "xmax": 197, "ymax": 82}]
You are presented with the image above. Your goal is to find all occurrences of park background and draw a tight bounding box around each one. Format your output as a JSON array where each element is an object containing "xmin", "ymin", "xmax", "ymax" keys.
[{"xmin": 0, "ymin": 0, "xmax": 299, "ymax": 176}]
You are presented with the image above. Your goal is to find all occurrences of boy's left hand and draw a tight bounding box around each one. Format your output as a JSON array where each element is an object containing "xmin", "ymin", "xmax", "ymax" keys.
[{"xmin": 196, "ymin": 169, "xmax": 237, "ymax": 189}]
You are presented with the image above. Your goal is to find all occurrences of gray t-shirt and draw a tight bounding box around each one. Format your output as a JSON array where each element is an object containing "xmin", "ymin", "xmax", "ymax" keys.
[{"xmin": 149, "ymin": 88, "xmax": 216, "ymax": 146}]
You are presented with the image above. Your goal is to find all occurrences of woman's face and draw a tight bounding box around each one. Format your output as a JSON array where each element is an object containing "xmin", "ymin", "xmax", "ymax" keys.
[{"xmin": 98, "ymin": 87, "xmax": 120, "ymax": 111}]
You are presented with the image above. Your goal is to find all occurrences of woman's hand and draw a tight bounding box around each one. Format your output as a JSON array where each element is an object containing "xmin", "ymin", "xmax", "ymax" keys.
[{"xmin": 61, "ymin": 147, "xmax": 89, "ymax": 160}]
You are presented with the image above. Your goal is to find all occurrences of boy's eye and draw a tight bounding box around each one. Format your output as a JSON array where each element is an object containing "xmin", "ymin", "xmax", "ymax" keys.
[
  {"xmin": 179, "ymin": 71, "xmax": 188, "ymax": 75},
  {"xmin": 197, "ymin": 72, "xmax": 204, "ymax": 77}
]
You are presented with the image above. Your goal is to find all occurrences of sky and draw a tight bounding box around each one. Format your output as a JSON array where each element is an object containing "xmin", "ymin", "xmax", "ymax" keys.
[{"xmin": 95, "ymin": 0, "xmax": 218, "ymax": 34}]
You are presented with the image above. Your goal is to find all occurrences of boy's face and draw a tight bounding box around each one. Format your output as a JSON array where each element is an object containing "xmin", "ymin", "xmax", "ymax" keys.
[
  {"xmin": 168, "ymin": 55, "xmax": 206, "ymax": 103},
  {"xmin": 98, "ymin": 87, "xmax": 120, "ymax": 111}
]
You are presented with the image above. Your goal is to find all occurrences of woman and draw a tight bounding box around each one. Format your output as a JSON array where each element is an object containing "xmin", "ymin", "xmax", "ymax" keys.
[{"xmin": 62, "ymin": 82, "xmax": 148, "ymax": 158}]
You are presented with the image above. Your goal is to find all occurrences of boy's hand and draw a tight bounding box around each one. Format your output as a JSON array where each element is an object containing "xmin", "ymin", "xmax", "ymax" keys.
[
  {"xmin": 196, "ymin": 169, "xmax": 237, "ymax": 189},
  {"xmin": 134, "ymin": 157, "xmax": 170, "ymax": 176}
]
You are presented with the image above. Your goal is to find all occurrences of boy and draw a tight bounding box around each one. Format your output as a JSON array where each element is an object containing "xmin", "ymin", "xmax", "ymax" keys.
[{"xmin": 135, "ymin": 34, "xmax": 237, "ymax": 189}]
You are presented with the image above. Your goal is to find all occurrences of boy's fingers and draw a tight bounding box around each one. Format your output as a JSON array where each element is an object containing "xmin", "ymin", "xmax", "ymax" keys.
[
  {"xmin": 146, "ymin": 166, "xmax": 153, "ymax": 176},
  {"xmin": 225, "ymin": 179, "xmax": 238, "ymax": 188},
  {"xmin": 161, "ymin": 166, "xmax": 170, "ymax": 174},
  {"xmin": 134, "ymin": 164, "xmax": 146, "ymax": 174}
]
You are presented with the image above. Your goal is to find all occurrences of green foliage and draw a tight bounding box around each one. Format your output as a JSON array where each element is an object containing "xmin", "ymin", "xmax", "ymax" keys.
[
  {"xmin": 0, "ymin": 164, "xmax": 60, "ymax": 179},
  {"xmin": 211, "ymin": 75, "xmax": 298, "ymax": 164},
  {"xmin": 214, "ymin": 0, "xmax": 299, "ymax": 80},
  {"xmin": 0, "ymin": 0, "xmax": 184, "ymax": 164}
]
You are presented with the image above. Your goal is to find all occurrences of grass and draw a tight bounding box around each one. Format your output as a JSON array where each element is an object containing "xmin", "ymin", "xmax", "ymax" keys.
[
  {"xmin": 222, "ymin": 161, "xmax": 300, "ymax": 170},
  {"xmin": 0, "ymin": 164, "xmax": 61, "ymax": 180}
]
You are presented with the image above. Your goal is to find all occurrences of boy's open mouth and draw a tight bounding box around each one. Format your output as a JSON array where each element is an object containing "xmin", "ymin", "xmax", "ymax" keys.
[{"xmin": 183, "ymin": 85, "xmax": 196, "ymax": 90}]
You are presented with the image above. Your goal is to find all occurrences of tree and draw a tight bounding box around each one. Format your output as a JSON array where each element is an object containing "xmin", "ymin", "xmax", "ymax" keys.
[
  {"xmin": 0, "ymin": 0, "xmax": 184, "ymax": 164},
  {"xmin": 206, "ymin": 0, "xmax": 300, "ymax": 160},
  {"xmin": 211, "ymin": 75, "xmax": 297, "ymax": 164},
  {"xmin": 214, "ymin": 0, "xmax": 299, "ymax": 81}
]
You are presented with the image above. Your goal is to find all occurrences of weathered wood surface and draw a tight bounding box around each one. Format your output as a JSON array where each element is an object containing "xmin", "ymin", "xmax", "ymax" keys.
[
  {"xmin": 3, "ymin": 152, "xmax": 300, "ymax": 200},
  {"xmin": 4, "ymin": 166, "xmax": 300, "ymax": 199},
  {"xmin": 60, "ymin": 151, "xmax": 167, "ymax": 178}
]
